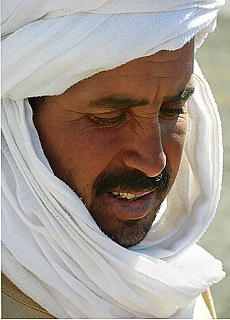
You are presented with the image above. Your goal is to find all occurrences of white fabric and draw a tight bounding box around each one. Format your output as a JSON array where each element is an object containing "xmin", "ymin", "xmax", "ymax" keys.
[
  {"xmin": 1, "ymin": 0, "xmax": 224, "ymax": 99},
  {"xmin": 1, "ymin": 1, "xmax": 225, "ymax": 318}
]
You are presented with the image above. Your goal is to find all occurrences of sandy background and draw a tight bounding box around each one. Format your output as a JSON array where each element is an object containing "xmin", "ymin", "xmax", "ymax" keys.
[{"xmin": 195, "ymin": 4, "xmax": 230, "ymax": 319}]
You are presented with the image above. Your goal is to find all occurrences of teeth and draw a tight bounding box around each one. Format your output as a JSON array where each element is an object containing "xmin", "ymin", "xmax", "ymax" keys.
[
  {"xmin": 120, "ymin": 192, "xmax": 127, "ymax": 199},
  {"xmin": 127, "ymin": 193, "xmax": 136, "ymax": 200},
  {"xmin": 111, "ymin": 192, "xmax": 139, "ymax": 200},
  {"xmin": 111, "ymin": 189, "xmax": 155, "ymax": 200}
]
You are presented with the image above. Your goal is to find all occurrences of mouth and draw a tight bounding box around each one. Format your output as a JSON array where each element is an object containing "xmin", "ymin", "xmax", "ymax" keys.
[
  {"xmin": 90, "ymin": 169, "xmax": 169, "ymax": 247},
  {"xmin": 102, "ymin": 188, "xmax": 157, "ymax": 221}
]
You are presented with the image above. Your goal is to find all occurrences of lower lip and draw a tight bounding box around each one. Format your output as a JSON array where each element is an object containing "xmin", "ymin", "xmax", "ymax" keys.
[{"xmin": 103, "ymin": 191, "xmax": 156, "ymax": 221}]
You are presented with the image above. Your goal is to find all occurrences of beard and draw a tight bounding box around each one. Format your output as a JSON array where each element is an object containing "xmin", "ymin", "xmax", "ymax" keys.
[{"xmin": 88, "ymin": 167, "xmax": 170, "ymax": 248}]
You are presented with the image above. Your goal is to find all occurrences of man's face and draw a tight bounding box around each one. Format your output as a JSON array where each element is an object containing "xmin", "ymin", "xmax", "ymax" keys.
[{"xmin": 32, "ymin": 40, "xmax": 194, "ymax": 248}]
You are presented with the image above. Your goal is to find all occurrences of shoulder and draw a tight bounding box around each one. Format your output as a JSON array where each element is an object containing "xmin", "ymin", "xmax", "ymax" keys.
[{"xmin": 1, "ymin": 273, "xmax": 55, "ymax": 319}]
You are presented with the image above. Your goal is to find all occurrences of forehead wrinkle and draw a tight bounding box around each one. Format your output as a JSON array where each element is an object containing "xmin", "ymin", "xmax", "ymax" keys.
[
  {"xmin": 104, "ymin": 71, "xmax": 173, "ymax": 77},
  {"xmin": 144, "ymin": 59, "xmax": 192, "ymax": 64}
]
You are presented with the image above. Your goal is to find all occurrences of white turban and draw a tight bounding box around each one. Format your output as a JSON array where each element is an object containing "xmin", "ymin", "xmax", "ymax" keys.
[{"xmin": 1, "ymin": 0, "xmax": 226, "ymax": 318}]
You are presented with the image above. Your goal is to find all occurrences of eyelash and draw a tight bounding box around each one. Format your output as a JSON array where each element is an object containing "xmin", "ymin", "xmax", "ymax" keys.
[
  {"xmin": 89, "ymin": 113, "xmax": 126, "ymax": 126},
  {"xmin": 89, "ymin": 103, "xmax": 186, "ymax": 126},
  {"xmin": 159, "ymin": 103, "xmax": 186, "ymax": 120}
]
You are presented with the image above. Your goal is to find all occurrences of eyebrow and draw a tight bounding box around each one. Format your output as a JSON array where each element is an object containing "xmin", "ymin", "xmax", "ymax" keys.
[
  {"xmin": 163, "ymin": 83, "xmax": 195, "ymax": 104},
  {"xmin": 90, "ymin": 97, "xmax": 149, "ymax": 110},
  {"xmin": 90, "ymin": 83, "xmax": 195, "ymax": 110}
]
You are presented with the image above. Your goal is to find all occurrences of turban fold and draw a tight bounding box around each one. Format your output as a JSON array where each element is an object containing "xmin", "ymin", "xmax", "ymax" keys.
[
  {"xmin": 1, "ymin": 0, "xmax": 225, "ymax": 318},
  {"xmin": 1, "ymin": 0, "xmax": 224, "ymax": 99}
]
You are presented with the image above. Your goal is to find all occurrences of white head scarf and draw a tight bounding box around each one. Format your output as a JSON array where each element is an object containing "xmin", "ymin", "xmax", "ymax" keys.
[{"xmin": 1, "ymin": 1, "xmax": 225, "ymax": 318}]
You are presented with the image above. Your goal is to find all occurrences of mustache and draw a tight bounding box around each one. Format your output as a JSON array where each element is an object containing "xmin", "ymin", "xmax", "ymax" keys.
[{"xmin": 94, "ymin": 168, "xmax": 170, "ymax": 198}]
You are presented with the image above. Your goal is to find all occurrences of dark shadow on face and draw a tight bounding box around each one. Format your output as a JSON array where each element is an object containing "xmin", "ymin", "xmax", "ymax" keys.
[
  {"xmin": 88, "ymin": 167, "xmax": 170, "ymax": 248},
  {"xmin": 94, "ymin": 167, "xmax": 170, "ymax": 198}
]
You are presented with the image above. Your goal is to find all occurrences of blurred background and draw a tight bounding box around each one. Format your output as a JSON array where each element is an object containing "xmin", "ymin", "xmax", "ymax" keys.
[{"xmin": 196, "ymin": 4, "xmax": 230, "ymax": 319}]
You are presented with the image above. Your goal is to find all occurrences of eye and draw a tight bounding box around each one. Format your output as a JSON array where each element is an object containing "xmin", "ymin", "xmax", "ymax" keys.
[
  {"xmin": 159, "ymin": 102, "xmax": 187, "ymax": 120},
  {"xmin": 88, "ymin": 112, "xmax": 126, "ymax": 127}
]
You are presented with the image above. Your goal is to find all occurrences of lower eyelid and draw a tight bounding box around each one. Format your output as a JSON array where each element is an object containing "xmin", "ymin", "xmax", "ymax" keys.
[
  {"xmin": 159, "ymin": 106, "xmax": 187, "ymax": 120},
  {"xmin": 161, "ymin": 101, "xmax": 187, "ymax": 112},
  {"xmin": 89, "ymin": 113, "xmax": 126, "ymax": 125}
]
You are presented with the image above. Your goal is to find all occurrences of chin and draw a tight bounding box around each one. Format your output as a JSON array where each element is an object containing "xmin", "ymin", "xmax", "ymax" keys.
[{"xmin": 94, "ymin": 207, "xmax": 158, "ymax": 248}]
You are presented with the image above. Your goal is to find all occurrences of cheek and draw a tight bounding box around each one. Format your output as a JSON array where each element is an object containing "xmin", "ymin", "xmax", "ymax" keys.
[
  {"xmin": 65, "ymin": 128, "xmax": 123, "ymax": 204},
  {"xmin": 161, "ymin": 116, "xmax": 187, "ymax": 173},
  {"xmin": 62, "ymin": 125, "xmax": 121, "ymax": 181},
  {"xmin": 77, "ymin": 129, "xmax": 121, "ymax": 168}
]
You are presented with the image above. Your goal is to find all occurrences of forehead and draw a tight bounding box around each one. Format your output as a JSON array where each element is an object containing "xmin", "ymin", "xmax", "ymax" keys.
[
  {"xmin": 103, "ymin": 39, "xmax": 194, "ymax": 78},
  {"xmin": 52, "ymin": 40, "xmax": 194, "ymax": 108}
]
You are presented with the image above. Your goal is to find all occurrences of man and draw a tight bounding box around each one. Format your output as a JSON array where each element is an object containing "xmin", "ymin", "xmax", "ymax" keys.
[{"xmin": 1, "ymin": 0, "xmax": 225, "ymax": 318}]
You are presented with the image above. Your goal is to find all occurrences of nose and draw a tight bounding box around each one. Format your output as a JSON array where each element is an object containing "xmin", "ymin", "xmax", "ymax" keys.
[{"xmin": 122, "ymin": 126, "xmax": 166, "ymax": 177}]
